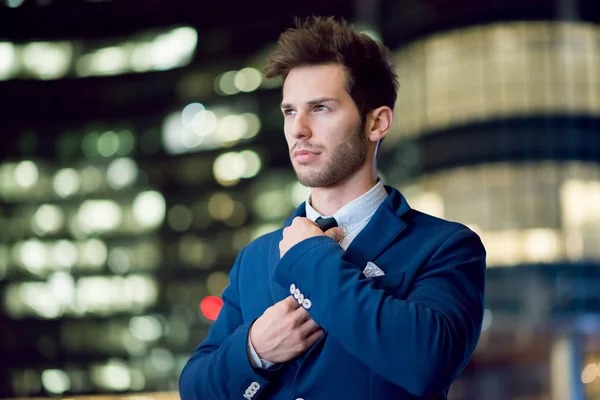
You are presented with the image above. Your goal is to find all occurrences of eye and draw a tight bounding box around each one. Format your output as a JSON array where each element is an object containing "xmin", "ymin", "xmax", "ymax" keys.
[
  {"xmin": 314, "ymin": 105, "xmax": 329, "ymax": 112},
  {"xmin": 283, "ymin": 109, "xmax": 296, "ymax": 116}
]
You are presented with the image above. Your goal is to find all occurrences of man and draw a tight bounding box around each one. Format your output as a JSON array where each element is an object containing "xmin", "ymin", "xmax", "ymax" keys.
[{"xmin": 179, "ymin": 16, "xmax": 485, "ymax": 400}]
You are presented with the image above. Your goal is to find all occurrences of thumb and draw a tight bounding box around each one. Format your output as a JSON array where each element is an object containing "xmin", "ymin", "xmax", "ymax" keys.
[
  {"xmin": 324, "ymin": 227, "xmax": 344, "ymax": 243},
  {"xmin": 283, "ymin": 295, "xmax": 301, "ymax": 308}
]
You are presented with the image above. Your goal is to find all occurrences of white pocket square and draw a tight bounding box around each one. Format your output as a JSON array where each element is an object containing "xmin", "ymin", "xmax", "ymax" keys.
[{"xmin": 363, "ymin": 261, "xmax": 385, "ymax": 279}]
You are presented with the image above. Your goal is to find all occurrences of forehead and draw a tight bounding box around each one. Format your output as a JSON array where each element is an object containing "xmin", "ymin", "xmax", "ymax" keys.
[{"xmin": 282, "ymin": 64, "xmax": 349, "ymax": 102}]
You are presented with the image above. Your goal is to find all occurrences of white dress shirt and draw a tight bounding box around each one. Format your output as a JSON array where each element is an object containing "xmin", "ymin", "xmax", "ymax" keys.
[{"xmin": 248, "ymin": 180, "xmax": 389, "ymax": 369}]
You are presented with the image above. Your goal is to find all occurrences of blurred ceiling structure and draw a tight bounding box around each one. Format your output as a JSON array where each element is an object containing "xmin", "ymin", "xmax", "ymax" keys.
[{"xmin": 0, "ymin": 0, "xmax": 599, "ymax": 130}]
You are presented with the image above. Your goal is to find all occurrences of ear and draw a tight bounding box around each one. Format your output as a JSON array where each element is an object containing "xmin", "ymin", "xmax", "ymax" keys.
[{"xmin": 365, "ymin": 106, "xmax": 393, "ymax": 143}]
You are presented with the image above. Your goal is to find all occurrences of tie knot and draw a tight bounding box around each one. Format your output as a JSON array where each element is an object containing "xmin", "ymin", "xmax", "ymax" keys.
[{"xmin": 315, "ymin": 216, "xmax": 338, "ymax": 231}]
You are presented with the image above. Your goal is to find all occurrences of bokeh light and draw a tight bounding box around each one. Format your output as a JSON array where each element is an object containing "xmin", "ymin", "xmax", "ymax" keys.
[
  {"xmin": 53, "ymin": 168, "xmax": 81, "ymax": 197},
  {"xmin": 41, "ymin": 369, "xmax": 70, "ymax": 394},
  {"xmin": 133, "ymin": 191, "xmax": 166, "ymax": 229},
  {"xmin": 14, "ymin": 161, "xmax": 39, "ymax": 189},
  {"xmin": 106, "ymin": 158, "xmax": 138, "ymax": 189},
  {"xmin": 200, "ymin": 296, "xmax": 223, "ymax": 321},
  {"xmin": 33, "ymin": 204, "xmax": 65, "ymax": 235}
]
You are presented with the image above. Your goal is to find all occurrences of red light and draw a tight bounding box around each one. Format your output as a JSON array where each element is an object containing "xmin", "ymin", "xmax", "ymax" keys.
[{"xmin": 200, "ymin": 296, "xmax": 223, "ymax": 321}]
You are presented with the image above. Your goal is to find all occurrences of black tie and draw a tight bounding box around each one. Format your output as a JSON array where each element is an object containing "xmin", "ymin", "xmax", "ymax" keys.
[{"xmin": 315, "ymin": 216, "xmax": 338, "ymax": 231}]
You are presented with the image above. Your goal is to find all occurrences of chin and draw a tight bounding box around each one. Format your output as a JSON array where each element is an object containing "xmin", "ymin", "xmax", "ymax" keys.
[{"xmin": 293, "ymin": 161, "xmax": 314, "ymax": 170}]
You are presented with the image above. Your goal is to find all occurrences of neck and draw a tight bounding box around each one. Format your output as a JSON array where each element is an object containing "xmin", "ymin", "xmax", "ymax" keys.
[{"xmin": 309, "ymin": 163, "xmax": 378, "ymax": 216}]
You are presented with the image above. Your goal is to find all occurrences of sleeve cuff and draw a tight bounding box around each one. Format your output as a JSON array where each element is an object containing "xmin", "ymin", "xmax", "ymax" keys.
[
  {"xmin": 247, "ymin": 332, "xmax": 277, "ymax": 369},
  {"xmin": 222, "ymin": 321, "xmax": 275, "ymax": 396},
  {"xmin": 275, "ymin": 236, "xmax": 338, "ymax": 287}
]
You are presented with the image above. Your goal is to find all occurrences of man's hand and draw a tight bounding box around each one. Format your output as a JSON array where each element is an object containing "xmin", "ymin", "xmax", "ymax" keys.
[
  {"xmin": 249, "ymin": 296, "xmax": 323, "ymax": 364},
  {"xmin": 279, "ymin": 217, "xmax": 343, "ymax": 258}
]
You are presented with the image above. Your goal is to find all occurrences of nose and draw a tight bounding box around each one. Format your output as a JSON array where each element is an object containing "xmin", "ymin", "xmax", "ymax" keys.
[{"xmin": 290, "ymin": 111, "xmax": 312, "ymax": 140}]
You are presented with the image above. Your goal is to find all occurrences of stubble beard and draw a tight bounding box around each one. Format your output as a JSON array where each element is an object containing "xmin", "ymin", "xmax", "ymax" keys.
[{"xmin": 294, "ymin": 121, "xmax": 368, "ymax": 188}]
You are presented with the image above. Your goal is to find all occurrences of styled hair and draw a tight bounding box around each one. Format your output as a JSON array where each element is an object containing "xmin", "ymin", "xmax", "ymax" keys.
[{"xmin": 264, "ymin": 16, "xmax": 399, "ymax": 121}]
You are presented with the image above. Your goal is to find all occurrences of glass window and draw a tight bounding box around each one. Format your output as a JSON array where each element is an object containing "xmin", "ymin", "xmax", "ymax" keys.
[
  {"xmin": 391, "ymin": 21, "xmax": 600, "ymax": 139},
  {"xmin": 398, "ymin": 161, "xmax": 600, "ymax": 267}
]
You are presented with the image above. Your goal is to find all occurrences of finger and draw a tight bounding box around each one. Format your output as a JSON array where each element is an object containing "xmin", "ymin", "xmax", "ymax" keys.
[
  {"xmin": 282, "ymin": 295, "xmax": 302, "ymax": 309},
  {"xmin": 296, "ymin": 217, "xmax": 317, "ymax": 229},
  {"xmin": 293, "ymin": 305, "xmax": 311, "ymax": 321},
  {"xmin": 324, "ymin": 227, "xmax": 344, "ymax": 242},
  {"xmin": 298, "ymin": 318, "xmax": 321, "ymax": 337},
  {"xmin": 304, "ymin": 328, "xmax": 324, "ymax": 347}
]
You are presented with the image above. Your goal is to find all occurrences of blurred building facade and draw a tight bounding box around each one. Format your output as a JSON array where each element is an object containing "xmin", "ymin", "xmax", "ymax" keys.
[{"xmin": 1, "ymin": 0, "xmax": 600, "ymax": 399}]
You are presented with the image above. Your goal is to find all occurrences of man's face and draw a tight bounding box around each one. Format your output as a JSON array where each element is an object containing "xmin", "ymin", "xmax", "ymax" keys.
[{"xmin": 281, "ymin": 63, "xmax": 368, "ymax": 188}]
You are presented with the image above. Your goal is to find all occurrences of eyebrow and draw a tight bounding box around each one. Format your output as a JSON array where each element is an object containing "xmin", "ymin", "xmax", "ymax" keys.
[{"xmin": 280, "ymin": 97, "xmax": 339, "ymax": 109}]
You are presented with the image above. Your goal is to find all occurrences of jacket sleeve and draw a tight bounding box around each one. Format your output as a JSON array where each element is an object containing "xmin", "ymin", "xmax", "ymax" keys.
[
  {"xmin": 179, "ymin": 247, "xmax": 280, "ymax": 400},
  {"xmin": 273, "ymin": 227, "xmax": 486, "ymax": 397}
]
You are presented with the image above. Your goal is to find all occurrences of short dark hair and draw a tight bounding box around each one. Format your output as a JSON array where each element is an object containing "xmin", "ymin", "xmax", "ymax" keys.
[{"xmin": 264, "ymin": 16, "xmax": 399, "ymax": 121}]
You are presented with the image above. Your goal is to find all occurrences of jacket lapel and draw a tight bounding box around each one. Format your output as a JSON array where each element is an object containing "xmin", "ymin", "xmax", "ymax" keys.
[
  {"xmin": 268, "ymin": 187, "xmax": 411, "ymax": 303},
  {"xmin": 343, "ymin": 186, "xmax": 411, "ymax": 269}
]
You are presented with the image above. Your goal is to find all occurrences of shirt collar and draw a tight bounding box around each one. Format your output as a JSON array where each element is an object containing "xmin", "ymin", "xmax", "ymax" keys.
[{"xmin": 305, "ymin": 179, "xmax": 388, "ymax": 230}]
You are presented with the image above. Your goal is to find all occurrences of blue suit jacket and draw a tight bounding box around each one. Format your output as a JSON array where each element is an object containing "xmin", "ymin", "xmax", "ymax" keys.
[{"xmin": 180, "ymin": 186, "xmax": 486, "ymax": 400}]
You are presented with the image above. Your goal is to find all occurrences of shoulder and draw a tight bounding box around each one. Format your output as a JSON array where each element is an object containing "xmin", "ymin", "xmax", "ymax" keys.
[
  {"xmin": 405, "ymin": 209, "xmax": 466, "ymax": 231},
  {"xmin": 404, "ymin": 208, "xmax": 483, "ymax": 248},
  {"xmin": 240, "ymin": 227, "xmax": 283, "ymax": 256},
  {"xmin": 387, "ymin": 186, "xmax": 477, "ymax": 240}
]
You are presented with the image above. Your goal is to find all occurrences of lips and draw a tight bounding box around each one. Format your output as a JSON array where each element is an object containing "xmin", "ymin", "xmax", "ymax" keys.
[{"xmin": 293, "ymin": 150, "xmax": 319, "ymax": 163}]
